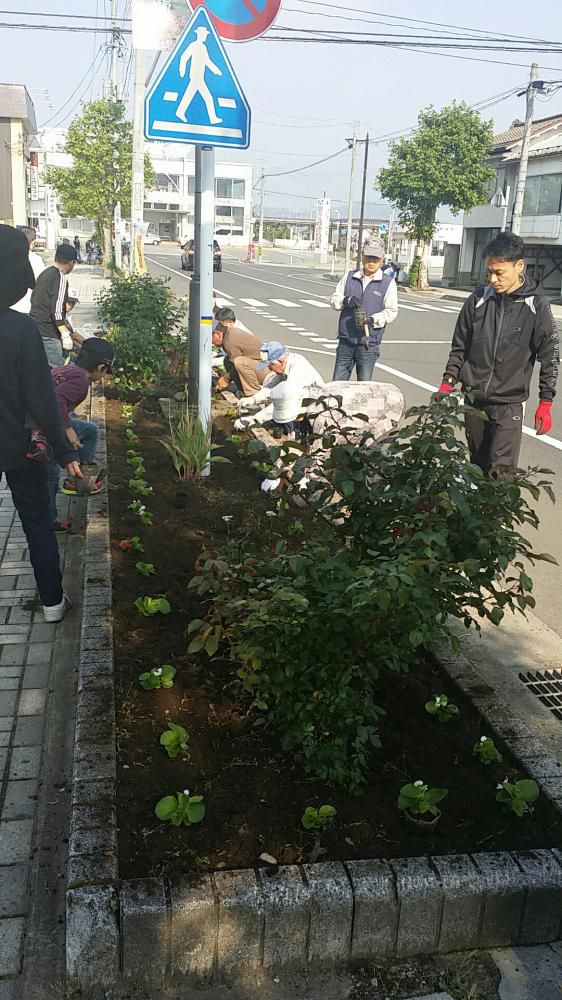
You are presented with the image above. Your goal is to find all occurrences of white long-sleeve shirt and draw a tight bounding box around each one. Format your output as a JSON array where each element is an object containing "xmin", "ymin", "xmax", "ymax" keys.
[
  {"xmin": 252, "ymin": 352, "xmax": 325, "ymax": 425},
  {"xmin": 330, "ymin": 268, "xmax": 398, "ymax": 328},
  {"xmin": 11, "ymin": 251, "xmax": 45, "ymax": 314}
]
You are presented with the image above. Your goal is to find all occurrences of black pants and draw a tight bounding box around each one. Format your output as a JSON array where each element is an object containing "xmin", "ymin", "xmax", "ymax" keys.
[
  {"xmin": 464, "ymin": 400, "xmax": 523, "ymax": 476},
  {"xmin": 2, "ymin": 462, "xmax": 63, "ymax": 607}
]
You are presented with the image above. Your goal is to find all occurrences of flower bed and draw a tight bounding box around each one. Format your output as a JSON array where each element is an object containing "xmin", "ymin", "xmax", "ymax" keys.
[{"xmin": 106, "ymin": 396, "xmax": 562, "ymax": 879}]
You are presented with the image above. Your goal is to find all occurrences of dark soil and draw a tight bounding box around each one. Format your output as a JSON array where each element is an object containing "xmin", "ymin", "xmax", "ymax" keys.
[{"xmin": 107, "ymin": 395, "xmax": 562, "ymax": 879}]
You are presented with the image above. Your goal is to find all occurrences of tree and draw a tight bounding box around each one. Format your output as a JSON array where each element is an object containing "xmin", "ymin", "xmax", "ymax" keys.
[
  {"xmin": 378, "ymin": 103, "xmax": 495, "ymax": 288},
  {"xmin": 44, "ymin": 99, "xmax": 155, "ymax": 262}
]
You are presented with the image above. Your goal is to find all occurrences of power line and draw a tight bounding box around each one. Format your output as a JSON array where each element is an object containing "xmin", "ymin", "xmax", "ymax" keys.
[{"xmin": 39, "ymin": 46, "xmax": 106, "ymax": 128}]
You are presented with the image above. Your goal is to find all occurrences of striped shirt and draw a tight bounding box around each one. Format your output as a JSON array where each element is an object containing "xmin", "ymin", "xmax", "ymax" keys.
[{"xmin": 30, "ymin": 265, "xmax": 69, "ymax": 342}]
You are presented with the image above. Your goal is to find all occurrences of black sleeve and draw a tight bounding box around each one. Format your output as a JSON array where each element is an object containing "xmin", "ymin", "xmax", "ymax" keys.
[
  {"xmin": 534, "ymin": 297, "xmax": 560, "ymax": 402},
  {"xmin": 52, "ymin": 270, "xmax": 67, "ymax": 326},
  {"xmin": 442, "ymin": 295, "xmax": 476, "ymax": 383},
  {"xmin": 20, "ymin": 326, "xmax": 78, "ymax": 466}
]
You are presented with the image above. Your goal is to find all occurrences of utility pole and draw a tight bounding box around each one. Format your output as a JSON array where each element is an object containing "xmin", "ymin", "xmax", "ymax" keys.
[
  {"xmin": 344, "ymin": 130, "xmax": 357, "ymax": 276},
  {"xmin": 356, "ymin": 132, "xmax": 369, "ymax": 269},
  {"xmin": 258, "ymin": 167, "xmax": 265, "ymax": 262},
  {"xmin": 512, "ymin": 63, "xmax": 539, "ymax": 236},
  {"xmin": 110, "ymin": 0, "xmax": 122, "ymax": 269}
]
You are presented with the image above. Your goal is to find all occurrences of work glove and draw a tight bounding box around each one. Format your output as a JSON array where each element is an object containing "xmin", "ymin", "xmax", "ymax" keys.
[
  {"xmin": 234, "ymin": 415, "xmax": 252, "ymax": 431},
  {"xmin": 347, "ymin": 296, "xmax": 363, "ymax": 310},
  {"xmin": 62, "ymin": 331, "xmax": 74, "ymax": 352},
  {"xmin": 436, "ymin": 381, "xmax": 454, "ymax": 395},
  {"xmin": 534, "ymin": 400, "xmax": 552, "ymax": 435}
]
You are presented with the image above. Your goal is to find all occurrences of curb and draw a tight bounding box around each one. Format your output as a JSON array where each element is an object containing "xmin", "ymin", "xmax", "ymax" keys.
[{"xmin": 65, "ymin": 395, "xmax": 562, "ymax": 996}]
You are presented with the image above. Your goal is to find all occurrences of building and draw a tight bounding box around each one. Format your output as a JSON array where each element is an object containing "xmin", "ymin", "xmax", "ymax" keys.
[
  {"xmin": 144, "ymin": 143, "xmax": 253, "ymax": 245},
  {"xmin": 0, "ymin": 84, "xmax": 36, "ymax": 226},
  {"xmin": 28, "ymin": 131, "xmax": 253, "ymax": 248},
  {"xmin": 387, "ymin": 222, "xmax": 463, "ymax": 279},
  {"xmin": 459, "ymin": 114, "xmax": 562, "ymax": 297}
]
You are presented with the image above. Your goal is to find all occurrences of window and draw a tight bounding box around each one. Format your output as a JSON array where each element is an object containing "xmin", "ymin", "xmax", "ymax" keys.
[
  {"xmin": 431, "ymin": 240, "xmax": 445, "ymax": 256},
  {"xmin": 523, "ymin": 174, "xmax": 562, "ymax": 215},
  {"xmin": 168, "ymin": 203, "xmax": 180, "ymax": 211},
  {"xmin": 232, "ymin": 178, "xmax": 245, "ymax": 200},
  {"xmin": 215, "ymin": 178, "xmax": 232, "ymax": 199},
  {"xmin": 155, "ymin": 172, "xmax": 179, "ymax": 192},
  {"xmin": 188, "ymin": 176, "xmax": 195, "ymax": 195}
]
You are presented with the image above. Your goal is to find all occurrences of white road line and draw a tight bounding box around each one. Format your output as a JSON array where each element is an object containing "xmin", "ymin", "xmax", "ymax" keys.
[
  {"xmin": 398, "ymin": 304, "xmax": 425, "ymax": 312},
  {"xmin": 145, "ymin": 255, "xmax": 232, "ymax": 299},
  {"xmin": 407, "ymin": 302, "xmax": 458, "ymax": 314},
  {"xmin": 221, "ymin": 266, "xmax": 329, "ymax": 300},
  {"xmin": 301, "ymin": 299, "xmax": 330, "ymax": 308},
  {"xmin": 291, "ymin": 327, "xmax": 306, "ymax": 332},
  {"xmin": 319, "ymin": 342, "xmax": 337, "ymax": 349},
  {"xmin": 240, "ymin": 297, "xmax": 267, "ymax": 307},
  {"xmin": 385, "ymin": 340, "xmax": 451, "ymax": 344},
  {"xmin": 270, "ymin": 298, "xmax": 301, "ymax": 308},
  {"xmin": 277, "ymin": 321, "xmax": 295, "ymax": 327}
]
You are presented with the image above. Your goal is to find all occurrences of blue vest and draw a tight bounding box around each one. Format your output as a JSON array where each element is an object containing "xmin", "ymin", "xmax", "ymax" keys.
[{"xmin": 338, "ymin": 270, "xmax": 394, "ymax": 345}]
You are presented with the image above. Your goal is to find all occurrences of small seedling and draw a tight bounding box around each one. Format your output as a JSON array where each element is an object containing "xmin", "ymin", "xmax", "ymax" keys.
[
  {"xmin": 301, "ymin": 804, "xmax": 337, "ymax": 831},
  {"xmin": 128, "ymin": 501, "xmax": 153, "ymax": 525},
  {"xmin": 135, "ymin": 561, "xmax": 156, "ymax": 577},
  {"xmin": 398, "ymin": 781, "xmax": 448, "ymax": 817},
  {"xmin": 134, "ymin": 596, "xmax": 171, "ymax": 616},
  {"xmin": 424, "ymin": 693, "xmax": 459, "ymax": 723},
  {"xmin": 125, "ymin": 429, "xmax": 141, "ymax": 445},
  {"xmin": 127, "ymin": 456, "xmax": 146, "ymax": 474},
  {"xmin": 139, "ymin": 664, "xmax": 176, "ymax": 690},
  {"xmin": 155, "ymin": 790, "xmax": 205, "ymax": 826},
  {"xmin": 496, "ymin": 777, "xmax": 539, "ymax": 817},
  {"xmin": 128, "ymin": 478, "xmax": 153, "ymax": 496},
  {"xmin": 118, "ymin": 536, "xmax": 144, "ymax": 552},
  {"xmin": 473, "ymin": 735, "xmax": 503, "ymax": 766},
  {"xmin": 159, "ymin": 722, "xmax": 190, "ymax": 759}
]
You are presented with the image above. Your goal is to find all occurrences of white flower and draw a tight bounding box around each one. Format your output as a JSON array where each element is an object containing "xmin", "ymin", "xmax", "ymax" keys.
[
  {"xmin": 434, "ymin": 696, "xmax": 442, "ymax": 706},
  {"xmin": 222, "ymin": 515, "xmax": 233, "ymax": 523},
  {"xmin": 496, "ymin": 783, "xmax": 505, "ymax": 790},
  {"xmin": 152, "ymin": 668, "xmax": 162, "ymax": 677},
  {"xmin": 265, "ymin": 510, "xmax": 277, "ymax": 518},
  {"xmin": 138, "ymin": 505, "xmax": 146, "ymax": 513},
  {"xmin": 183, "ymin": 788, "xmax": 190, "ymax": 797},
  {"xmin": 480, "ymin": 736, "xmax": 488, "ymax": 743},
  {"xmin": 414, "ymin": 780, "xmax": 424, "ymax": 787}
]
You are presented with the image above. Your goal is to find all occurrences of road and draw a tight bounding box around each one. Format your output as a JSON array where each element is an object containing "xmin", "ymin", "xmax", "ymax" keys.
[{"xmin": 147, "ymin": 245, "xmax": 562, "ymax": 637}]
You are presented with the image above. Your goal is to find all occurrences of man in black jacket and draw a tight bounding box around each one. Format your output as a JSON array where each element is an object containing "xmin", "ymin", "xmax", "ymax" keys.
[
  {"xmin": 438, "ymin": 232, "xmax": 559, "ymax": 474},
  {"xmin": 30, "ymin": 242, "xmax": 77, "ymax": 366},
  {"xmin": 0, "ymin": 225, "xmax": 81, "ymax": 622}
]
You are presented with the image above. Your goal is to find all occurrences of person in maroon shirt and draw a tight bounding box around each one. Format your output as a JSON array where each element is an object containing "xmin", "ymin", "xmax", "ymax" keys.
[{"xmin": 46, "ymin": 337, "xmax": 114, "ymax": 532}]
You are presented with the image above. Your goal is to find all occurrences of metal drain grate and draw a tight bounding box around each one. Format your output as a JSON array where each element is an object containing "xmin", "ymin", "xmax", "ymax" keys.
[{"xmin": 519, "ymin": 670, "xmax": 562, "ymax": 721}]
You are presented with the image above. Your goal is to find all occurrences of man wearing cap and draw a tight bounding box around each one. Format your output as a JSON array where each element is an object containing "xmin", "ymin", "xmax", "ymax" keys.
[
  {"xmin": 30, "ymin": 242, "xmax": 77, "ymax": 366},
  {"xmin": 0, "ymin": 224, "xmax": 81, "ymax": 623},
  {"xmin": 330, "ymin": 237, "xmax": 398, "ymax": 381},
  {"xmin": 46, "ymin": 337, "xmax": 115, "ymax": 531},
  {"xmin": 211, "ymin": 306, "xmax": 267, "ymax": 396},
  {"xmin": 234, "ymin": 341, "xmax": 325, "ymax": 434}
]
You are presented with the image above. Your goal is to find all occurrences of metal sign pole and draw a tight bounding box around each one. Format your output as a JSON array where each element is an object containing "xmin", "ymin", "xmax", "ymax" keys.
[
  {"xmin": 199, "ymin": 146, "xmax": 215, "ymax": 476},
  {"xmin": 187, "ymin": 147, "xmax": 202, "ymax": 410}
]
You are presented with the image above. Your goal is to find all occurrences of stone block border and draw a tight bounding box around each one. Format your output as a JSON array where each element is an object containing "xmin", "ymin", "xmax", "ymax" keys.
[{"xmin": 66, "ymin": 395, "xmax": 562, "ymax": 997}]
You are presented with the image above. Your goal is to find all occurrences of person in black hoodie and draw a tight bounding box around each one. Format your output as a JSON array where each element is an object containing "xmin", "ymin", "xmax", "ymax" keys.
[
  {"xmin": 0, "ymin": 225, "xmax": 81, "ymax": 623},
  {"xmin": 438, "ymin": 232, "xmax": 559, "ymax": 475}
]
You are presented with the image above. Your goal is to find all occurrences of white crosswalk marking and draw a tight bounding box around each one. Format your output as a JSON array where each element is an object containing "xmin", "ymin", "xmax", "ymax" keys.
[
  {"xmin": 300, "ymin": 299, "xmax": 330, "ymax": 308},
  {"xmin": 291, "ymin": 327, "xmax": 306, "ymax": 332},
  {"xmin": 407, "ymin": 302, "xmax": 459, "ymax": 314},
  {"xmin": 240, "ymin": 297, "xmax": 268, "ymax": 307},
  {"xmin": 320, "ymin": 342, "xmax": 336, "ymax": 349},
  {"xmin": 270, "ymin": 298, "xmax": 301, "ymax": 308},
  {"xmin": 398, "ymin": 304, "xmax": 425, "ymax": 312}
]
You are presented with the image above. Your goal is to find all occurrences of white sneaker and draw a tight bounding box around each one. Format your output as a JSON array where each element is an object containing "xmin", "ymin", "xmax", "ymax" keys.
[{"xmin": 43, "ymin": 592, "xmax": 73, "ymax": 623}]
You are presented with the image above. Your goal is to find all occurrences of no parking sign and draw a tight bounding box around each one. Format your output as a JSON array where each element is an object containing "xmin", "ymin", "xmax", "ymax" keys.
[{"xmin": 188, "ymin": 0, "xmax": 281, "ymax": 40}]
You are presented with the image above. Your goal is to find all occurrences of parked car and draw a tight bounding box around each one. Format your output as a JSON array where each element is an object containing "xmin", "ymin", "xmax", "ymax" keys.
[
  {"xmin": 144, "ymin": 233, "xmax": 161, "ymax": 246},
  {"xmin": 180, "ymin": 239, "xmax": 222, "ymax": 272}
]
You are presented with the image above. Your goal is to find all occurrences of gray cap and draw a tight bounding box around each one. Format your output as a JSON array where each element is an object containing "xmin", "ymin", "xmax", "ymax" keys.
[{"xmin": 363, "ymin": 236, "xmax": 385, "ymax": 259}]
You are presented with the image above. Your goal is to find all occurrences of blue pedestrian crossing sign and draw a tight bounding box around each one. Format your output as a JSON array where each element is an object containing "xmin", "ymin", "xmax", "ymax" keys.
[{"xmin": 144, "ymin": 5, "xmax": 251, "ymax": 149}]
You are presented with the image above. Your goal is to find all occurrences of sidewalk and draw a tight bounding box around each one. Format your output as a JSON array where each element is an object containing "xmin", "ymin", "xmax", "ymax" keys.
[{"xmin": 0, "ymin": 269, "xmax": 107, "ymax": 997}]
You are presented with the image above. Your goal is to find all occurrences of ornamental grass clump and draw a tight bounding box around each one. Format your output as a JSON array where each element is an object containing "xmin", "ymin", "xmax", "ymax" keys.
[{"xmin": 186, "ymin": 397, "xmax": 554, "ymax": 790}]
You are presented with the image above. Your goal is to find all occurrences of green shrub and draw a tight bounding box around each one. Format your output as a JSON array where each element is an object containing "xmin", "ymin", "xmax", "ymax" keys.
[
  {"xmin": 186, "ymin": 397, "xmax": 554, "ymax": 790},
  {"xmin": 160, "ymin": 404, "xmax": 229, "ymax": 480},
  {"xmin": 97, "ymin": 273, "xmax": 186, "ymax": 391}
]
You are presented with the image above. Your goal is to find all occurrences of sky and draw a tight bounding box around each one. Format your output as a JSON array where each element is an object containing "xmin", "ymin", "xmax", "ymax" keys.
[{"xmin": 3, "ymin": 1, "xmax": 562, "ymax": 219}]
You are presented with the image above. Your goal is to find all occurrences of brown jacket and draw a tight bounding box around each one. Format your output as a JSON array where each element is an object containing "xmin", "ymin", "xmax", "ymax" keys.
[{"xmin": 222, "ymin": 327, "xmax": 263, "ymax": 361}]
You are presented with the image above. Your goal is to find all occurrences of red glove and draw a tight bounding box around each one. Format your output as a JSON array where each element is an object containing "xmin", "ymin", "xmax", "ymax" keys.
[
  {"xmin": 534, "ymin": 400, "xmax": 552, "ymax": 435},
  {"xmin": 437, "ymin": 382, "xmax": 454, "ymax": 395}
]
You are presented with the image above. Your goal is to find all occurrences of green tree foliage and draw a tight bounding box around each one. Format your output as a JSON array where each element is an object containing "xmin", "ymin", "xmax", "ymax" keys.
[
  {"xmin": 378, "ymin": 103, "xmax": 495, "ymax": 286},
  {"xmin": 44, "ymin": 99, "xmax": 155, "ymax": 259}
]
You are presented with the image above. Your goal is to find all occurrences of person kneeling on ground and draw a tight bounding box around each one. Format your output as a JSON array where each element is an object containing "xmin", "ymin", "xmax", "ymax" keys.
[
  {"xmin": 212, "ymin": 307, "xmax": 267, "ymax": 397},
  {"xmin": 234, "ymin": 341, "xmax": 325, "ymax": 436},
  {"xmin": 0, "ymin": 224, "xmax": 81, "ymax": 623},
  {"xmin": 46, "ymin": 337, "xmax": 115, "ymax": 533}
]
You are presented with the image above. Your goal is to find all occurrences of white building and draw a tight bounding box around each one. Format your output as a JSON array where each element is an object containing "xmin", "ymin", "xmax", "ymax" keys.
[
  {"xmin": 388, "ymin": 221, "xmax": 463, "ymax": 279},
  {"xmin": 143, "ymin": 142, "xmax": 253, "ymax": 246},
  {"xmin": 27, "ymin": 130, "xmax": 253, "ymax": 248},
  {"xmin": 459, "ymin": 113, "xmax": 562, "ymax": 297},
  {"xmin": 0, "ymin": 84, "xmax": 36, "ymax": 227}
]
